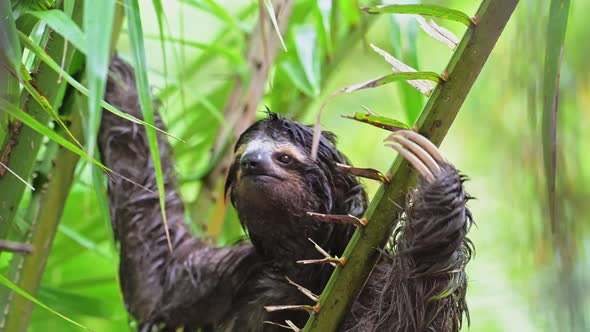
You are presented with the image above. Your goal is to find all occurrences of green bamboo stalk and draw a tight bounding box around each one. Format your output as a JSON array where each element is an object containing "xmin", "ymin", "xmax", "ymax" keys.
[
  {"xmin": 304, "ymin": 0, "xmax": 519, "ymax": 331},
  {"xmin": 0, "ymin": 106, "xmax": 83, "ymax": 332},
  {"xmin": 0, "ymin": 0, "xmax": 78, "ymax": 239},
  {"xmin": 0, "ymin": 2, "xmax": 125, "ymax": 331}
]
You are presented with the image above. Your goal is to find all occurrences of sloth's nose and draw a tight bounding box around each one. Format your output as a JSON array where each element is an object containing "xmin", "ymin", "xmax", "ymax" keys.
[{"xmin": 240, "ymin": 151, "xmax": 272, "ymax": 176}]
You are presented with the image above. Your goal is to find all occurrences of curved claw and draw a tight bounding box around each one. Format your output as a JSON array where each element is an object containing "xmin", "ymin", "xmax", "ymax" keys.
[
  {"xmin": 384, "ymin": 130, "xmax": 447, "ymax": 183},
  {"xmin": 387, "ymin": 136, "xmax": 441, "ymax": 175},
  {"xmin": 385, "ymin": 143, "xmax": 435, "ymax": 182},
  {"xmin": 389, "ymin": 130, "xmax": 446, "ymax": 164}
]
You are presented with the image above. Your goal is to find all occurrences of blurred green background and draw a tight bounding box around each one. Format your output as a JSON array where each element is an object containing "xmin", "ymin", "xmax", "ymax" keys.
[{"xmin": 1, "ymin": 0, "xmax": 588, "ymax": 331}]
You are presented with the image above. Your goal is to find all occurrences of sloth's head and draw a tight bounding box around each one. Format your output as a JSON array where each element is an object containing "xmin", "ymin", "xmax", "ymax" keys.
[{"xmin": 225, "ymin": 112, "xmax": 367, "ymax": 258}]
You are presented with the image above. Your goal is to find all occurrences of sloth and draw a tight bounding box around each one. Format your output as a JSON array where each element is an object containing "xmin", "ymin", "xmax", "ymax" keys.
[{"xmin": 98, "ymin": 57, "xmax": 473, "ymax": 332}]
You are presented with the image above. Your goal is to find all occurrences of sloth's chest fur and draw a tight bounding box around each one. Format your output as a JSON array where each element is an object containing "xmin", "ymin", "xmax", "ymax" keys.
[{"xmin": 216, "ymin": 265, "xmax": 325, "ymax": 332}]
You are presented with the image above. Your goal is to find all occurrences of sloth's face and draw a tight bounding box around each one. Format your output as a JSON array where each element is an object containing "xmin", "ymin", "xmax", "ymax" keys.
[
  {"xmin": 228, "ymin": 134, "xmax": 321, "ymax": 219},
  {"xmin": 223, "ymin": 114, "xmax": 366, "ymax": 257},
  {"xmin": 234, "ymin": 137, "xmax": 305, "ymax": 186}
]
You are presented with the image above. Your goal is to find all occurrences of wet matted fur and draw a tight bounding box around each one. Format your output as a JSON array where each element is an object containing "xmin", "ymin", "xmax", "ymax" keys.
[{"xmin": 98, "ymin": 56, "xmax": 474, "ymax": 332}]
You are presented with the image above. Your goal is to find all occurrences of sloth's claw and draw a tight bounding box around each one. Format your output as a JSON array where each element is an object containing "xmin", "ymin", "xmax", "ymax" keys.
[{"xmin": 385, "ymin": 130, "xmax": 447, "ymax": 183}]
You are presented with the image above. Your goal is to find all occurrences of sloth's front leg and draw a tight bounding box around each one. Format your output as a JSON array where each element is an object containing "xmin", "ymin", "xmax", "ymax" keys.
[{"xmin": 346, "ymin": 130, "xmax": 474, "ymax": 332}]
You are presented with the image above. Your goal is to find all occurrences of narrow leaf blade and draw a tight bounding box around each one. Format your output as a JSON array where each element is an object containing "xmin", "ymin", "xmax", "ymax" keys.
[
  {"xmin": 83, "ymin": 0, "xmax": 116, "ymax": 160},
  {"xmin": 125, "ymin": 0, "xmax": 173, "ymax": 250},
  {"xmin": 26, "ymin": 10, "xmax": 87, "ymax": 54},
  {"xmin": 0, "ymin": 274, "xmax": 91, "ymax": 331},
  {"xmin": 18, "ymin": 31, "xmax": 181, "ymax": 141},
  {"xmin": 362, "ymin": 4, "xmax": 473, "ymax": 27}
]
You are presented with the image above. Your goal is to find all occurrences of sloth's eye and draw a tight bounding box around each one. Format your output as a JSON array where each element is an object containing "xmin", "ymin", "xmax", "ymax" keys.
[{"xmin": 276, "ymin": 154, "xmax": 292, "ymax": 165}]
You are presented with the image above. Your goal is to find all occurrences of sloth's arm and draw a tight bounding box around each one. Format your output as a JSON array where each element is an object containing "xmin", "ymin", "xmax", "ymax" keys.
[
  {"xmin": 346, "ymin": 131, "xmax": 474, "ymax": 332},
  {"xmin": 98, "ymin": 57, "xmax": 258, "ymax": 330}
]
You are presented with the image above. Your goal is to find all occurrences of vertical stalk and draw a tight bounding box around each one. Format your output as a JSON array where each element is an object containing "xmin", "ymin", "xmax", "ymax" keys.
[
  {"xmin": 0, "ymin": 2, "xmax": 125, "ymax": 331},
  {"xmin": 0, "ymin": 0, "xmax": 75, "ymax": 239},
  {"xmin": 304, "ymin": 1, "xmax": 519, "ymax": 330}
]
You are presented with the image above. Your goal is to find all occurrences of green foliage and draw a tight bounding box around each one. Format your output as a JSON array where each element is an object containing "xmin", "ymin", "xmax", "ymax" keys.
[
  {"xmin": 362, "ymin": 4, "xmax": 474, "ymax": 26},
  {"xmin": 0, "ymin": 0, "xmax": 588, "ymax": 331}
]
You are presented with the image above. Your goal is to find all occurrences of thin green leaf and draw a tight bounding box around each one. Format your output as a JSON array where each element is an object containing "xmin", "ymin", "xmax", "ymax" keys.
[
  {"xmin": 58, "ymin": 224, "xmax": 113, "ymax": 260},
  {"xmin": 143, "ymin": 34, "xmax": 244, "ymax": 65},
  {"xmin": 151, "ymin": 0, "xmax": 168, "ymax": 83},
  {"xmin": 336, "ymin": 71, "xmax": 443, "ymax": 94},
  {"xmin": 279, "ymin": 61, "xmax": 315, "ymax": 96},
  {"xmin": 311, "ymin": 71, "xmax": 441, "ymax": 160},
  {"xmin": 125, "ymin": 0, "xmax": 173, "ymax": 251},
  {"xmin": 0, "ymin": 273, "xmax": 91, "ymax": 331},
  {"xmin": 339, "ymin": 0, "xmax": 361, "ymax": 29},
  {"xmin": 38, "ymin": 287, "xmax": 118, "ymax": 318},
  {"xmin": 18, "ymin": 31, "xmax": 183, "ymax": 142},
  {"xmin": 263, "ymin": 0, "xmax": 287, "ymax": 51},
  {"xmin": 26, "ymin": 10, "xmax": 86, "ymax": 54},
  {"xmin": 315, "ymin": 0, "xmax": 333, "ymax": 58},
  {"xmin": 542, "ymin": 0, "xmax": 570, "ymax": 230},
  {"xmin": 389, "ymin": 16, "xmax": 424, "ymax": 122},
  {"xmin": 64, "ymin": 0, "xmax": 74, "ymax": 14},
  {"xmin": 84, "ymin": 0, "xmax": 116, "ymax": 160},
  {"xmin": 18, "ymin": 64, "xmax": 83, "ymax": 149},
  {"xmin": 61, "ymin": 1, "xmax": 76, "ymax": 83},
  {"xmin": 294, "ymin": 26, "xmax": 320, "ymax": 96},
  {"xmin": 342, "ymin": 112, "xmax": 412, "ymax": 132},
  {"xmin": 362, "ymin": 4, "xmax": 474, "ymax": 27},
  {"xmin": 180, "ymin": 0, "xmax": 242, "ymax": 32},
  {"xmin": 0, "ymin": 97, "xmax": 107, "ymax": 170},
  {"xmin": 0, "ymin": 0, "xmax": 22, "ymax": 73},
  {"xmin": 91, "ymin": 161, "xmax": 116, "ymax": 255}
]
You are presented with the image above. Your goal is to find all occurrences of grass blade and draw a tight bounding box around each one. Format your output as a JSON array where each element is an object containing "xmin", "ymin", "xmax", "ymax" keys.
[
  {"xmin": 180, "ymin": 0, "xmax": 242, "ymax": 32},
  {"xmin": 342, "ymin": 112, "xmax": 411, "ymax": 132},
  {"xmin": 362, "ymin": 4, "xmax": 474, "ymax": 27},
  {"xmin": 58, "ymin": 224, "xmax": 113, "ymax": 260},
  {"xmin": 18, "ymin": 31, "xmax": 182, "ymax": 141},
  {"xmin": 0, "ymin": 273, "xmax": 91, "ymax": 331},
  {"xmin": 542, "ymin": 0, "xmax": 570, "ymax": 231},
  {"xmin": 84, "ymin": 0, "xmax": 116, "ymax": 160},
  {"xmin": 294, "ymin": 26, "xmax": 320, "ymax": 96},
  {"xmin": 388, "ymin": 16, "xmax": 424, "ymax": 122},
  {"xmin": 263, "ymin": 0, "xmax": 287, "ymax": 51},
  {"xmin": 125, "ymin": 0, "xmax": 173, "ymax": 251},
  {"xmin": 0, "ymin": 0, "xmax": 22, "ymax": 73},
  {"xmin": 151, "ymin": 0, "xmax": 168, "ymax": 83},
  {"xmin": 26, "ymin": 9, "xmax": 86, "ymax": 54},
  {"xmin": 18, "ymin": 64, "xmax": 83, "ymax": 149},
  {"xmin": 311, "ymin": 71, "xmax": 441, "ymax": 159},
  {"xmin": 0, "ymin": 97, "xmax": 107, "ymax": 170},
  {"xmin": 315, "ymin": 0, "xmax": 333, "ymax": 58},
  {"xmin": 143, "ymin": 34, "xmax": 244, "ymax": 65}
]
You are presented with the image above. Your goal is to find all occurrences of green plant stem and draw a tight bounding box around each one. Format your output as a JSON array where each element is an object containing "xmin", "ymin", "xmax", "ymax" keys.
[
  {"xmin": 0, "ymin": 2, "xmax": 125, "ymax": 331},
  {"xmin": 0, "ymin": 109, "xmax": 82, "ymax": 332},
  {"xmin": 542, "ymin": 0, "xmax": 569, "ymax": 244},
  {"xmin": 0, "ymin": 0, "xmax": 77, "ymax": 239},
  {"xmin": 303, "ymin": 0, "xmax": 519, "ymax": 331}
]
